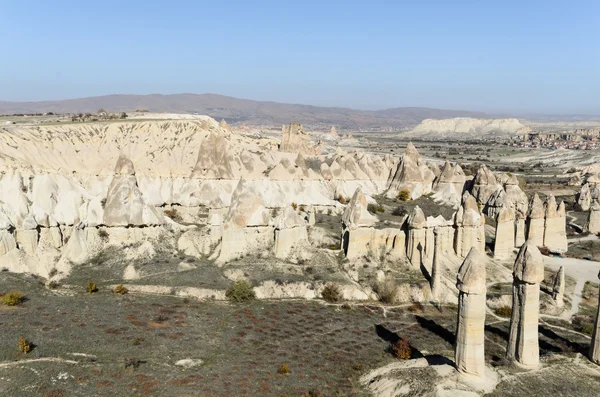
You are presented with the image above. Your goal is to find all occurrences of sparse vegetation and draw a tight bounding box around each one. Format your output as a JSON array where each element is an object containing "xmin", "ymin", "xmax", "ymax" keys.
[
  {"xmin": 321, "ymin": 283, "xmax": 343, "ymax": 303},
  {"xmin": 1, "ymin": 290, "xmax": 25, "ymax": 306},
  {"xmin": 392, "ymin": 206, "xmax": 406, "ymax": 217},
  {"xmin": 494, "ymin": 305, "xmax": 512, "ymax": 317},
  {"xmin": 164, "ymin": 208, "xmax": 179, "ymax": 221},
  {"xmin": 373, "ymin": 279, "xmax": 397, "ymax": 304},
  {"xmin": 336, "ymin": 195, "xmax": 347, "ymax": 204},
  {"xmin": 397, "ymin": 189, "xmax": 410, "ymax": 202},
  {"xmin": 18, "ymin": 337, "xmax": 31, "ymax": 353},
  {"xmin": 98, "ymin": 229, "xmax": 109, "ymax": 241},
  {"xmin": 291, "ymin": 202, "xmax": 298, "ymax": 210},
  {"xmin": 113, "ymin": 284, "xmax": 129, "ymax": 295},
  {"xmin": 225, "ymin": 280, "xmax": 256, "ymax": 303},
  {"xmin": 390, "ymin": 338, "xmax": 412, "ymax": 359},
  {"xmin": 277, "ymin": 363, "xmax": 290, "ymax": 374},
  {"xmin": 87, "ymin": 280, "xmax": 98, "ymax": 294},
  {"xmin": 367, "ymin": 203, "xmax": 385, "ymax": 214}
]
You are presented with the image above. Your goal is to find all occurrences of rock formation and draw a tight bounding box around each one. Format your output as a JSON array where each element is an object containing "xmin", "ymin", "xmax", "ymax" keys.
[
  {"xmin": 191, "ymin": 134, "xmax": 235, "ymax": 179},
  {"xmin": 525, "ymin": 194, "xmax": 545, "ymax": 247},
  {"xmin": 217, "ymin": 179, "xmax": 273, "ymax": 264},
  {"xmin": 341, "ymin": 188, "xmax": 404, "ymax": 260},
  {"xmin": 585, "ymin": 200, "xmax": 600, "ymax": 234},
  {"xmin": 430, "ymin": 228, "xmax": 442, "ymax": 301},
  {"xmin": 386, "ymin": 143, "xmax": 435, "ymax": 200},
  {"xmin": 454, "ymin": 193, "xmax": 485, "ymax": 257},
  {"xmin": 552, "ymin": 266, "xmax": 565, "ymax": 308},
  {"xmin": 280, "ymin": 122, "xmax": 320, "ymax": 155},
  {"xmin": 274, "ymin": 206, "xmax": 309, "ymax": 259},
  {"xmin": 494, "ymin": 206, "xmax": 515, "ymax": 260},
  {"xmin": 407, "ymin": 206, "xmax": 426, "ymax": 268},
  {"xmin": 407, "ymin": 117, "xmax": 530, "ymax": 139},
  {"xmin": 103, "ymin": 155, "xmax": 164, "ymax": 226},
  {"xmin": 503, "ymin": 174, "xmax": 528, "ymax": 216},
  {"xmin": 543, "ymin": 196, "xmax": 568, "ymax": 253},
  {"xmin": 471, "ymin": 164, "xmax": 501, "ymax": 206},
  {"xmin": 577, "ymin": 183, "xmax": 600, "ymax": 211},
  {"xmin": 515, "ymin": 211, "xmax": 526, "ymax": 248},
  {"xmin": 590, "ymin": 271, "xmax": 600, "ymax": 364},
  {"xmin": 432, "ymin": 161, "xmax": 466, "ymax": 207},
  {"xmin": 507, "ymin": 241, "xmax": 544, "ymax": 368},
  {"xmin": 455, "ymin": 247, "xmax": 487, "ymax": 378}
]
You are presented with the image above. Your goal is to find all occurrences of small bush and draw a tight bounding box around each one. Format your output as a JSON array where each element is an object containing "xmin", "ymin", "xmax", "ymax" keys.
[
  {"xmin": 407, "ymin": 302, "xmax": 424, "ymax": 312},
  {"xmin": 113, "ymin": 284, "xmax": 129, "ymax": 295},
  {"xmin": 164, "ymin": 208, "xmax": 179, "ymax": 220},
  {"xmin": 100, "ymin": 198, "xmax": 107, "ymax": 208},
  {"xmin": 367, "ymin": 203, "xmax": 385, "ymax": 214},
  {"xmin": 373, "ymin": 279, "xmax": 397, "ymax": 304},
  {"xmin": 397, "ymin": 189, "xmax": 410, "ymax": 202},
  {"xmin": 291, "ymin": 202, "xmax": 298, "ymax": 210},
  {"xmin": 277, "ymin": 363, "xmax": 290, "ymax": 374},
  {"xmin": 337, "ymin": 195, "xmax": 347, "ymax": 204},
  {"xmin": 18, "ymin": 337, "xmax": 31, "ymax": 353},
  {"xmin": 392, "ymin": 206, "xmax": 406, "ymax": 217},
  {"xmin": 1, "ymin": 290, "xmax": 25, "ymax": 306},
  {"xmin": 87, "ymin": 280, "xmax": 98, "ymax": 294},
  {"xmin": 494, "ymin": 306, "xmax": 512, "ymax": 317},
  {"xmin": 391, "ymin": 338, "xmax": 412, "ymax": 359},
  {"xmin": 225, "ymin": 280, "xmax": 256, "ymax": 303},
  {"xmin": 98, "ymin": 229, "xmax": 109, "ymax": 241},
  {"xmin": 321, "ymin": 283, "xmax": 343, "ymax": 303},
  {"xmin": 327, "ymin": 244, "xmax": 339, "ymax": 250}
]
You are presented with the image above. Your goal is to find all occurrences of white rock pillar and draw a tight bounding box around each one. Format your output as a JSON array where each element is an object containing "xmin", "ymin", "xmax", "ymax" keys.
[
  {"xmin": 506, "ymin": 241, "xmax": 544, "ymax": 368},
  {"xmin": 455, "ymin": 247, "xmax": 487, "ymax": 377},
  {"xmin": 552, "ymin": 266, "xmax": 565, "ymax": 308},
  {"xmin": 590, "ymin": 271, "xmax": 600, "ymax": 364},
  {"xmin": 526, "ymin": 194, "xmax": 545, "ymax": 247},
  {"xmin": 543, "ymin": 196, "xmax": 567, "ymax": 253},
  {"xmin": 431, "ymin": 228, "xmax": 441, "ymax": 301},
  {"xmin": 494, "ymin": 206, "xmax": 515, "ymax": 260},
  {"xmin": 407, "ymin": 206, "xmax": 426, "ymax": 269},
  {"xmin": 585, "ymin": 199, "xmax": 600, "ymax": 234},
  {"xmin": 515, "ymin": 212, "xmax": 526, "ymax": 248}
]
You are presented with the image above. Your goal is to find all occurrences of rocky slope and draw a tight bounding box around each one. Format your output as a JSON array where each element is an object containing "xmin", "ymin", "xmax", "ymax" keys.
[{"xmin": 405, "ymin": 117, "xmax": 530, "ymax": 138}]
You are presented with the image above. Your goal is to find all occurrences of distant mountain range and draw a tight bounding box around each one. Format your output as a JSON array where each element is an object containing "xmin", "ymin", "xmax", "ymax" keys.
[{"xmin": 0, "ymin": 93, "xmax": 489, "ymax": 130}]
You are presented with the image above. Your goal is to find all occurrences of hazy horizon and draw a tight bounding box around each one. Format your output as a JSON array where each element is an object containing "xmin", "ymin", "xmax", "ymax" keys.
[{"xmin": 2, "ymin": 1, "xmax": 599, "ymax": 115}]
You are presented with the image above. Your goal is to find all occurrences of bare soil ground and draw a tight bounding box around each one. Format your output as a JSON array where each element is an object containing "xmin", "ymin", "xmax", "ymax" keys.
[{"xmin": 1, "ymin": 272, "xmax": 599, "ymax": 397}]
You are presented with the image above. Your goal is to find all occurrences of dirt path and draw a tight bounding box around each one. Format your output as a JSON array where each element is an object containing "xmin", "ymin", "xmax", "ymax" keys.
[{"xmin": 544, "ymin": 255, "xmax": 600, "ymax": 318}]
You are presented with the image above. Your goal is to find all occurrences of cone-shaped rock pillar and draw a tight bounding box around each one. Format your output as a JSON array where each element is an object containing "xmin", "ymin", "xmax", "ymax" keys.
[
  {"xmin": 506, "ymin": 241, "xmax": 544, "ymax": 368},
  {"xmin": 455, "ymin": 247, "xmax": 487, "ymax": 377},
  {"xmin": 494, "ymin": 206, "xmax": 515, "ymax": 260}
]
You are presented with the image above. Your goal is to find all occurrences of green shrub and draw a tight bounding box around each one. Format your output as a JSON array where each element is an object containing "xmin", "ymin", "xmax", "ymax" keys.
[
  {"xmin": 1, "ymin": 290, "xmax": 25, "ymax": 306},
  {"xmin": 226, "ymin": 280, "xmax": 256, "ymax": 303},
  {"xmin": 397, "ymin": 189, "xmax": 410, "ymax": 202},
  {"xmin": 87, "ymin": 280, "xmax": 98, "ymax": 294},
  {"xmin": 494, "ymin": 306, "xmax": 512, "ymax": 317},
  {"xmin": 321, "ymin": 283, "xmax": 343, "ymax": 303},
  {"xmin": 277, "ymin": 363, "xmax": 290, "ymax": 374},
  {"xmin": 392, "ymin": 206, "xmax": 406, "ymax": 216},
  {"xmin": 113, "ymin": 284, "xmax": 129, "ymax": 295},
  {"xmin": 367, "ymin": 203, "xmax": 385, "ymax": 214},
  {"xmin": 18, "ymin": 337, "xmax": 31, "ymax": 353}
]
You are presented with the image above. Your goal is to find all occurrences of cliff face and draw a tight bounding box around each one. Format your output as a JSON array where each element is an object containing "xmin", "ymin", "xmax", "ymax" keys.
[{"xmin": 406, "ymin": 117, "xmax": 530, "ymax": 138}]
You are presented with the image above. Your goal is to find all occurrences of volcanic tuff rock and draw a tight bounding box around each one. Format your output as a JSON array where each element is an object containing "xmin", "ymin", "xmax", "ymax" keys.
[
  {"xmin": 406, "ymin": 117, "xmax": 530, "ymax": 138},
  {"xmin": 507, "ymin": 241, "xmax": 544, "ymax": 368},
  {"xmin": 386, "ymin": 143, "xmax": 436, "ymax": 200},
  {"xmin": 586, "ymin": 200, "xmax": 600, "ymax": 234},
  {"xmin": 431, "ymin": 160, "xmax": 466, "ymax": 207},
  {"xmin": 280, "ymin": 122, "xmax": 320, "ymax": 155},
  {"xmin": 455, "ymin": 247, "xmax": 487, "ymax": 377}
]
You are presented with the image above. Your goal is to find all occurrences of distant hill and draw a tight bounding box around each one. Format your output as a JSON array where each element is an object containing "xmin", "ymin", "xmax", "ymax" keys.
[{"xmin": 0, "ymin": 93, "xmax": 488, "ymax": 130}]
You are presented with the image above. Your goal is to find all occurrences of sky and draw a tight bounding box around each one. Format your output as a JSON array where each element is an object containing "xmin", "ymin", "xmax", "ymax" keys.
[{"xmin": 1, "ymin": 0, "xmax": 599, "ymax": 114}]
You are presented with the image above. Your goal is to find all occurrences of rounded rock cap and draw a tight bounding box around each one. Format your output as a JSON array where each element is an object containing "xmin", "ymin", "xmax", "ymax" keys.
[
  {"xmin": 513, "ymin": 240, "xmax": 544, "ymax": 284},
  {"xmin": 456, "ymin": 247, "xmax": 487, "ymax": 294}
]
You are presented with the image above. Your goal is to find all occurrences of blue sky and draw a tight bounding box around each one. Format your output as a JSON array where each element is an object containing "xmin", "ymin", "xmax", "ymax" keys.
[{"xmin": 1, "ymin": 0, "xmax": 599, "ymax": 114}]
